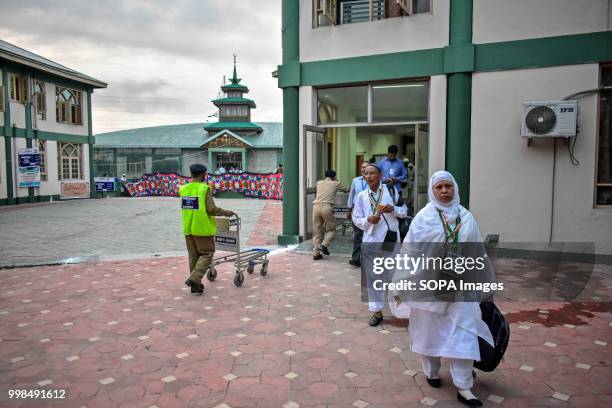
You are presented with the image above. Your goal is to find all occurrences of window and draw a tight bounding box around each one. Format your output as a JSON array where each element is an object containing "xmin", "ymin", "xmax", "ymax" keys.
[
  {"xmin": 216, "ymin": 152, "xmax": 242, "ymax": 172},
  {"xmin": 38, "ymin": 140, "xmax": 47, "ymax": 181},
  {"xmin": 372, "ymin": 81, "xmax": 429, "ymax": 122},
  {"xmin": 58, "ymin": 142, "xmax": 82, "ymax": 180},
  {"xmin": 127, "ymin": 162, "xmax": 145, "ymax": 174},
  {"xmin": 317, "ymin": 85, "xmax": 368, "ymax": 124},
  {"xmin": 0, "ymin": 83, "xmax": 4, "ymax": 112},
  {"xmin": 34, "ymin": 81, "xmax": 46, "ymax": 120},
  {"xmin": 56, "ymin": 87, "xmax": 82, "ymax": 125},
  {"xmin": 9, "ymin": 74, "xmax": 26, "ymax": 102},
  {"xmin": 597, "ymin": 65, "xmax": 612, "ymax": 205},
  {"xmin": 314, "ymin": 0, "xmax": 430, "ymax": 27},
  {"xmin": 317, "ymin": 80, "xmax": 429, "ymax": 125}
]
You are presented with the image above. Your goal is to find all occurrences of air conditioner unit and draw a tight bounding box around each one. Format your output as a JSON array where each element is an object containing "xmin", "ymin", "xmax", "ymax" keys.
[{"xmin": 521, "ymin": 101, "xmax": 578, "ymax": 138}]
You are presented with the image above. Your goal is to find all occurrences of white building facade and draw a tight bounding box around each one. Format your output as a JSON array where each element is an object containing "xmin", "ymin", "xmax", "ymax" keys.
[
  {"xmin": 1, "ymin": 40, "xmax": 106, "ymax": 205},
  {"xmin": 277, "ymin": 0, "xmax": 612, "ymax": 254}
]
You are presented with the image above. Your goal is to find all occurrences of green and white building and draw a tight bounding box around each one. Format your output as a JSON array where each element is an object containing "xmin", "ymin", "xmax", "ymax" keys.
[
  {"xmin": 94, "ymin": 64, "xmax": 283, "ymax": 178},
  {"xmin": 277, "ymin": 0, "xmax": 612, "ymax": 253},
  {"xmin": 1, "ymin": 39, "xmax": 106, "ymax": 205}
]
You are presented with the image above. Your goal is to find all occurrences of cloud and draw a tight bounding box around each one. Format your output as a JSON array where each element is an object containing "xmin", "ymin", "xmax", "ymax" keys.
[{"xmin": 0, "ymin": 0, "xmax": 283, "ymax": 134}]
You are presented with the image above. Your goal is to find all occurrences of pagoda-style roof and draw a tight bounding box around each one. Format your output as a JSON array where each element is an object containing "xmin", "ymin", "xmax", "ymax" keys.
[
  {"xmin": 221, "ymin": 83, "xmax": 249, "ymax": 92},
  {"xmin": 203, "ymin": 121, "xmax": 263, "ymax": 132},
  {"xmin": 212, "ymin": 97, "xmax": 256, "ymax": 108}
]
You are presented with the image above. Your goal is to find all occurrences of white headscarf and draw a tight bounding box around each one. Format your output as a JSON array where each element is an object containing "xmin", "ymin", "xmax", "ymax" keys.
[{"xmin": 428, "ymin": 170, "xmax": 460, "ymax": 219}]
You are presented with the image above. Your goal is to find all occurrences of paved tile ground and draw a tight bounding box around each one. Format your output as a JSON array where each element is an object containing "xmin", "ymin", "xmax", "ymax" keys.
[
  {"xmin": 0, "ymin": 252, "xmax": 610, "ymax": 407},
  {"xmin": 0, "ymin": 197, "xmax": 271, "ymax": 268},
  {"xmin": 1, "ymin": 199, "xmax": 611, "ymax": 407}
]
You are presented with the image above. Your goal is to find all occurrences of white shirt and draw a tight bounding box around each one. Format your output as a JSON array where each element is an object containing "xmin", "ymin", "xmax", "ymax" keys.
[{"xmin": 352, "ymin": 184, "xmax": 407, "ymax": 243}]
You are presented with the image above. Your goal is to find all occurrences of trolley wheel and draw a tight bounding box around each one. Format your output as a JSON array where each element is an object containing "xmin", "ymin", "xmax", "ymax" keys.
[
  {"xmin": 260, "ymin": 263, "xmax": 268, "ymax": 276},
  {"xmin": 234, "ymin": 271, "xmax": 244, "ymax": 287},
  {"xmin": 206, "ymin": 266, "xmax": 217, "ymax": 281},
  {"xmin": 247, "ymin": 261, "xmax": 255, "ymax": 274}
]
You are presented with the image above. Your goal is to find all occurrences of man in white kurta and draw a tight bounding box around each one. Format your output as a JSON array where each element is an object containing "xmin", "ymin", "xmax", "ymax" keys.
[
  {"xmin": 389, "ymin": 170, "xmax": 494, "ymax": 407},
  {"xmin": 352, "ymin": 164, "xmax": 407, "ymax": 326}
]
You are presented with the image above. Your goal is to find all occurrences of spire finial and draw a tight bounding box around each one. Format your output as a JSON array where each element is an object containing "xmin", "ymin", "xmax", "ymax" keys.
[{"xmin": 230, "ymin": 53, "xmax": 241, "ymax": 84}]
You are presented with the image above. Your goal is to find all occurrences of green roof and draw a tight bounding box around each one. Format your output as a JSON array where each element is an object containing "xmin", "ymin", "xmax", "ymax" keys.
[
  {"xmin": 221, "ymin": 83, "xmax": 248, "ymax": 91},
  {"xmin": 212, "ymin": 97, "xmax": 255, "ymax": 107},
  {"xmin": 95, "ymin": 122, "xmax": 282, "ymax": 148},
  {"xmin": 203, "ymin": 122, "xmax": 262, "ymax": 131}
]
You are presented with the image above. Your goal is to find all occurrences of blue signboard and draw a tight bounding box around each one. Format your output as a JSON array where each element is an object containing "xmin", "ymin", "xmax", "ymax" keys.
[
  {"xmin": 19, "ymin": 151, "xmax": 41, "ymax": 167},
  {"xmin": 94, "ymin": 177, "xmax": 115, "ymax": 192},
  {"xmin": 18, "ymin": 148, "xmax": 41, "ymax": 188}
]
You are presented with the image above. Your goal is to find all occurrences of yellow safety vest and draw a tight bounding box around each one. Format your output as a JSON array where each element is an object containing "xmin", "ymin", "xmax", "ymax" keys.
[{"xmin": 179, "ymin": 181, "xmax": 217, "ymax": 236}]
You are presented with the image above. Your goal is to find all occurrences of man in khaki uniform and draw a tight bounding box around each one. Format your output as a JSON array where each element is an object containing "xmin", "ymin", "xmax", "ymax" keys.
[{"xmin": 312, "ymin": 169, "xmax": 349, "ymax": 260}]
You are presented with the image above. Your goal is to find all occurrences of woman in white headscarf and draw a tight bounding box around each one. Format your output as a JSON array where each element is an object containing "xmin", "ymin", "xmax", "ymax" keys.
[{"xmin": 390, "ymin": 170, "xmax": 494, "ymax": 407}]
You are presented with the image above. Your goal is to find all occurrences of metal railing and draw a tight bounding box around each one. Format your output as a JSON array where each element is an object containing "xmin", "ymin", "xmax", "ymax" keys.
[{"xmin": 340, "ymin": 0, "xmax": 385, "ymax": 24}]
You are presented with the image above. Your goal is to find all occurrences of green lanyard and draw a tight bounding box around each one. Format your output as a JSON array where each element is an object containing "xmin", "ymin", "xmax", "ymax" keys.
[
  {"xmin": 368, "ymin": 188, "xmax": 383, "ymax": 214},
  {"xmin": 437, "ymin": 209, "xmax": 461, "ymax": 243}
]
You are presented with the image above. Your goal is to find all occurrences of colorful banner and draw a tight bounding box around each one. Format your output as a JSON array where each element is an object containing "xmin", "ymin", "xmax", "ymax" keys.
[{"xmin": 125, "ymin": 172, "xmax": 283, "ymax": 200}]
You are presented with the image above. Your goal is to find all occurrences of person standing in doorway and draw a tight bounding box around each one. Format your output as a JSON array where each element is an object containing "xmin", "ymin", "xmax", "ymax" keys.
[
  {"xmin": 347, "ymin": 161, "xmax": 370, "ymax": 267},
  {"xmin": 377, "ymin": 145, "xmax": 407, "ymax": 197},
  {"xmin": 312, "ymin": 169, "xmax": 349, "ymax": 260},
  {"xmin": 180, "ymin": 164, "xmax": 235, "ymax": 294}
]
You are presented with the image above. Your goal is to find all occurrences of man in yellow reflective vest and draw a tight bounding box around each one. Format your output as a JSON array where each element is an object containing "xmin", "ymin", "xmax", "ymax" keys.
[{"xmin": 180, "ymin": 164, "xmax": 235, "ymax": 294}]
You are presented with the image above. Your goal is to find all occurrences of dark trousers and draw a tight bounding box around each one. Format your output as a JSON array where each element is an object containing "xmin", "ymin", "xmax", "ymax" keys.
[{"xmin": 352, "ymin": 222, "xmax": 364, "ymax": 263}]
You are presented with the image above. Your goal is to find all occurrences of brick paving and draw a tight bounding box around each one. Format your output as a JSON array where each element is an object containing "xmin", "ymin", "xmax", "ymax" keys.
[
  {"xmin": 0, "ymin": 253, "xmax": 610, "ymax": 407},
  {"xmin": 1, "ymin": 198, "xmax": 611, "ymax": 407},
  {"xmin": 246, "ymin": 201, "xmax": 284, "ymax": 248}
]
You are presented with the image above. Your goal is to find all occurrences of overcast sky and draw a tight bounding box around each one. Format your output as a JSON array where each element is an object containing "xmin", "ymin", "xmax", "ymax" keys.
[{"xmin": 0, "ymin": 0, "xmax": 283, "ymax": 134}]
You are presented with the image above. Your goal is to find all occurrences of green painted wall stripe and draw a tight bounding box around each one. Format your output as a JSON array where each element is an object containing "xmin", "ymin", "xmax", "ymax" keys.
[
  {"xmin": 2, "ymin": 67, "xmax": 14, "ymax": 200},
  {"xmin": 475, "ymin": 30, "xmax": 612, "ymax": 72},
  {"xmin": 301, "ymin": 48, "xmax": 444, "ymax": 86},
  {"xmin": 87, "ymin": 91, "xmax": 94, "ymax": 196},
  {"xmin": 2, "ymin": 66, "xmax": 10, "ymax": 136},
  {"xmin": 446, "ymin": 73, "xmax": 472, "ymax": 207},
  {"xmin": 280, "ymin": 0, "xmax": 301, "ymax": 244},
  {"xmin": 282, "ymin": 31, "xmax": 612, "ymax": 88},
  {"xmin": 445, "ymin": 0, "xmax": 473, "ymax": 208},
  {"xmin": 450, "ymin": 0, "xmax": 473, "ymax": 45}
]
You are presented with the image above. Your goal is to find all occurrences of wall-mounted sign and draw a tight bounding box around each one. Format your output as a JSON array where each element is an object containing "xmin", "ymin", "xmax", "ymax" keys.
[
  {"xmin": 61, "ymin": 181, "xmax": 90, "ymax": 199},
  {"xmin": 17, "ymin": 148, "xmax": 41, "ymax": 188},
  {"xmin": 94, "ymin": 177, "xmax": 115, "ymax": 192}
]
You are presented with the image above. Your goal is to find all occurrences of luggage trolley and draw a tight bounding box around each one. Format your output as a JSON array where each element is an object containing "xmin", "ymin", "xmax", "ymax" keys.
[
  {"xmin": 206, "ymin": 215, "xmax": 270, "ymax": 287},
  {"xmin": 333, "ymin": 191, "xmax": 353, "ymax": 236}
]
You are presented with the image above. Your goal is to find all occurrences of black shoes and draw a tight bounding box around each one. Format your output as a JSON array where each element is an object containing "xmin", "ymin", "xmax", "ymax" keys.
[
  {"xmin": 368, "ymin": 312, "xmax": 383, "ymax": 327},
  {"xmin": 426, "ymin": 378, "xmax": 441, "ymax": 388},
  {"xmin": 313, "ymin": 254, "xmax": 323, "ymax": 260},
  {"xmin": 348, "ymin": 260, "xmax": 361, "ymax": 267},
  {"xmin": 185, "ymin": 279, "xmax": 203, "ymax": 294},
  {"xmin": 321, "ymin": 245, "xmax": 330, "ymax": 255},
  {"xmin": 457, "ymin": 393, "xmax": 483, "ymax": 407}
]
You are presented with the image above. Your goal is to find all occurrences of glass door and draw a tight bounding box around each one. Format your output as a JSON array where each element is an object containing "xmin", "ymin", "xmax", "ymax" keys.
[
  {"xmin": 414, "ymin": 124, "xmax": 429, "ymax": 212},
  {"xmin": 303, "ymin": 125, "xmax": 328, "ymax": 240}
]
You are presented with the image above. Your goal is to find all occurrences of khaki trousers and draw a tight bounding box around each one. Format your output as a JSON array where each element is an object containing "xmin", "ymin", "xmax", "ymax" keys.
[
  {"xmin": 312, "ymin": 203, "xmax": 336, "ymax": 255},
  {"xmin": 185, "ymin": 235, "xmax": 215, "ymax": 284}
]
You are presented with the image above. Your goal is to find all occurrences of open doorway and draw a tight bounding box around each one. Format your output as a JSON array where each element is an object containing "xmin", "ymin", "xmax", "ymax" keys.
[
  {"xmin": 302, "ymin": 123, "xmax": 429, "ymax": 240},
  {"xmin": 323, "ymin": 123, "xmax": 429, "ymax": 213}
]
